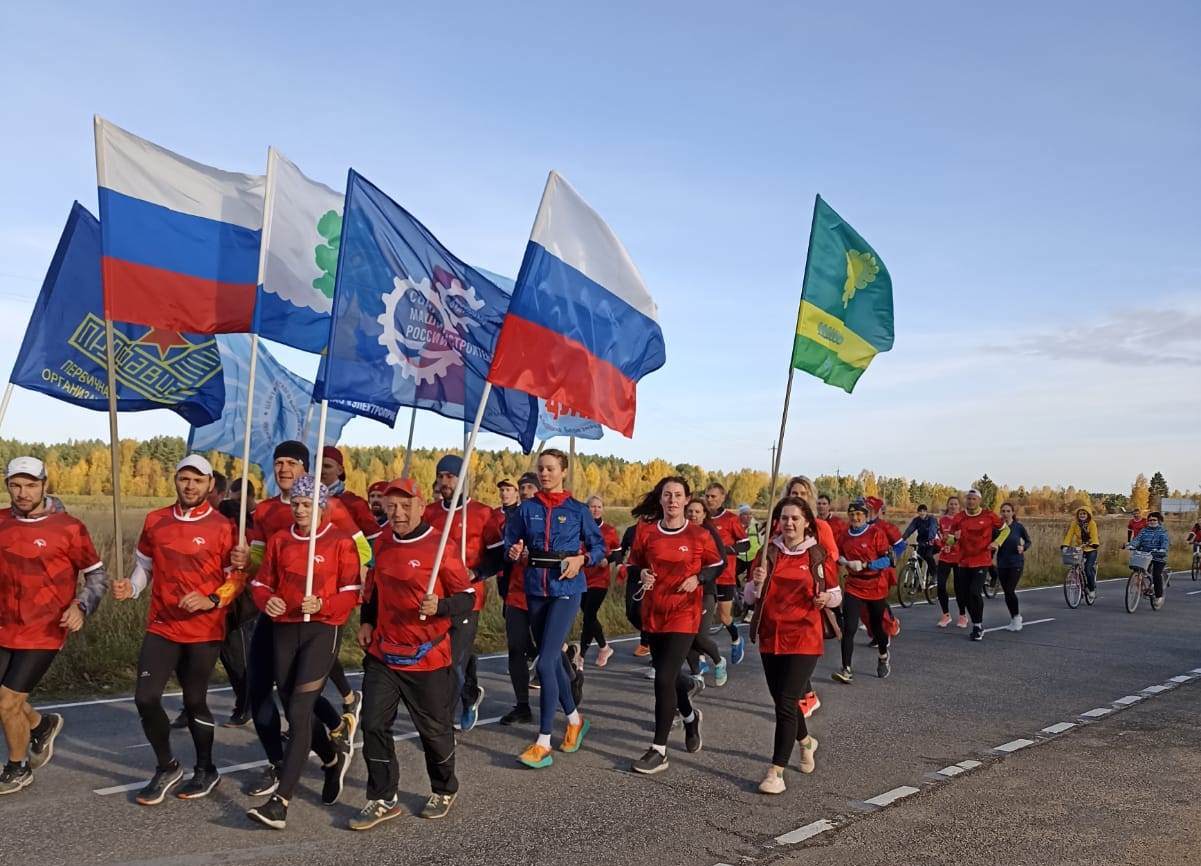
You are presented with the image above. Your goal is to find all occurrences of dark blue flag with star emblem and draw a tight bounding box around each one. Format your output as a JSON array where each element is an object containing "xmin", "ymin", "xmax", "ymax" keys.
[{"xmin": 9, "ymin": 202, "xmax": 225, "ymax": 427}]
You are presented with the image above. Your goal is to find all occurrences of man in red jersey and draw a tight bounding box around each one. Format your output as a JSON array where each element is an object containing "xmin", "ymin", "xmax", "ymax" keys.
[
  {"xmin": 112, "ymin": 455, "xmax": 245, "ymax": 804},
  {"xmin": 422, "ymin": 454, "xmax": 495, "ymax": 732},
  {"xmin": 0, "ymin": 457, "xmax": 108, "ymax": 795},
  {"xmin": 348, "ymin": 478, "xmax": 475, "ymax": 829},
  {"xmin": 320, "ymin": 446, "xmax": 384, "ymax": 543},
  {"xmin": 704, "ymin": 482, "xmax": 750, "ymax": 666},
  {"xmin": 945, "ymin": 489, "xmax": 1009, "ymax": 642},
  {"xmin": 1126, "ymin": 508, "xmax": 1147, "ymax": 544},
  {"xmin": 816, "ymin": 494, "xmax": 848, "ymax": 541},
  {"xmin": 367, "ymin": 480, "xmax": 390, "ymax": 527}
]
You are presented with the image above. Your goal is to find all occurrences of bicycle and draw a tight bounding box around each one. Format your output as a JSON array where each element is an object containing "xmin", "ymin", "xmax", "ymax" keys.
[
  {"xmin": 983, "ymin": 567, "xmax": 999, "ymax": 599},
  {"xmin": 1191, "ymin": 544, "xmax": 1200, "ymax": 582},
  {"xmin": 1061, "ymin": 547, "xmax": 1095, "ymax": 609},
  {"xmin": 1124, "ymin": 549, "xmax": 1163, "ymax": 613},
  {"xmin": 896, "ymin": 544, "xmax": 935, "ymax": 607}
]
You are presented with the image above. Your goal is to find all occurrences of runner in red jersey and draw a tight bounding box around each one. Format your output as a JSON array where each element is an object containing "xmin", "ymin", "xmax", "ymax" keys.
[
  {"xmin": 934, "ymin": 495, "xmax": 963, "ymax": 628},
  {"xmin": 112, "ymin": 455, "xmax": 245, "ymax": 805},
  {"xmin": 832, "ymin": 500, "xmax": 894, "ymax": 683},
  {"xmin": 0, "ymin": 457, "xmax": 107, "ymax": 795},
  {"xmin": 863, "ymin": 496, "xmax": 903, "ymax": 646},
  {"xmin": 945, "ymin": 489, "xmax": 1008, "ymax": 641},
  {"xmin": 245, "ymin": 474, "xmax": 361, "ymax": 831},
  {"xmin": 749, "ymin": 496, "xmax": 841, "ymax": 794},
  {"xmin": 1126, "ymin": 509, "xmax": 1148, "ymax": 544},
  {"xmin": 349, "ymin": 478, "xmax": 476, "ymax": 828},
  {"xmin": 422, "ymin": 453, "xmax": 496, "ymax": 733},
  {"xmin": 367, "ymin": 480, "xmax": 390, "ymax": 528},
  {"xmin": 579, "ymin": 495, "xmax": 621, "ymax": 668},
  {"xmin": 627, "ymin": 477, "xmax": 723, "ymax": 775},
  {"xmin": 704, "ymin": 483, "xmax": 750, "ymax": 666},
  {"xmin": 320, "ymin": 446, "xmax": 384, "ymax": 542},
  {"xmin": 684, "ymin": 500, "xmax": 730, "ymax": 687},
  {"xmin": 816, "ymin": 494, "xmax": 848, "ymax": 543}
]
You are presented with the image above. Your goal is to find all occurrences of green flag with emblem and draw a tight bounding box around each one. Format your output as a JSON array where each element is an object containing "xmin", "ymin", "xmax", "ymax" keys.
[{"xmin": 791, "ymin": 195, "xmax": 894, "ymax": 392}]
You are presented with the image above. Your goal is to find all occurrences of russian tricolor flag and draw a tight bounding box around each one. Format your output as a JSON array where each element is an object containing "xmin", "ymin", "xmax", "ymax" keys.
[
  {"xmin": 487, "ymin": 172, "xmax": 665, "ymax": 437},
  {"xmin": 94, "ymin": 117, "xmax": 264, "ymax": 334}
]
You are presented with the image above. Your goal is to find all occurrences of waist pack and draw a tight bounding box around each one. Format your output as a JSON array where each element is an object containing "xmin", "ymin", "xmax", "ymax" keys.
[
  {"xmin": 528, "ymin": 550, "xmax": 578, "ymax": 572},
  {"xmin": 380, "ymin": 633, "xmax": 445, "ymax": 669}
]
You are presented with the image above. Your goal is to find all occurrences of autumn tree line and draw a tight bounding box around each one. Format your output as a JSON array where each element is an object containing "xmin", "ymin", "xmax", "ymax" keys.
[{"xmin": 0, "ymin": 437, "xmax": 1192, "ymax": 518}]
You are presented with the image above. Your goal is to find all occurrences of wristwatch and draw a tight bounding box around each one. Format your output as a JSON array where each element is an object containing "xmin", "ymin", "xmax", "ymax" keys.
[{"xmin": 207, "ymin": 593, "xmax": 221, "ymax": 609}]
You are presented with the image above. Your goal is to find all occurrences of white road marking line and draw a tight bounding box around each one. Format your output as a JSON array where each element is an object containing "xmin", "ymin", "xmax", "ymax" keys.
[
  {"xmin": 1142, "ymin": 684, "xmax": 1171, "ymax": 694},
  {"xmin": 994, "ymin": 738, "xmax": 1034, "ymax": 753},
  {"xmin": 1113, "ymin": 695, "xmax": 1143, "ymax": 706},
  {"xmin": 1190, "ymin": 668, "xmax": 1201, "ymax": 675},
  {"xmin": 1169, "ymin": 675, "xmax": 1194, "ymax": 683},
  {"xmin": 937, "ymin": 764, "xmax": 966, "ymax": 777},
  {"xmin": 1186, "ymin": 590, "xmax": 1201, "ymax": 596},
  {"xmin": 1080, "ymin": 707, "xmax": 1113, "ymax": 718},
  {"xmin": 1014, "ymin": 576, "xmax": 1124, "ymax": 594},
  {"xmin": 776, "ymin": 819, "xmax": 837, "ymax": 845},
  {"xmin": 1042, "ymin": 722, "xmax": 1076, "ymax": 735},
  {"xmin": 864, "ymin": 785, "xmax": 920, "ymax": 807},
  {"xmin": 956, "ymin": 759, "xmax": 982, "ymax": 770},
  {"xmin": 982, "ymin": 617, "xmax": 1054, "ymax": 634}
]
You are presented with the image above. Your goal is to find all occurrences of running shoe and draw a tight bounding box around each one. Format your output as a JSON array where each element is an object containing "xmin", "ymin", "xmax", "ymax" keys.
[
  {"xmin": 461, "ymin": 686, "xmax": 485, "ymax": 733},
  {"xmin": 686, "ymin": 674, "xmax": 705, "ymax": 701},
  {"xmin": 956, "ymin": 615, "xmax": 969, "ymax": 629},
  {"xmin": 529, "ymin": 672, "xmax": 541, "ymax": 690},
  {"xmin": 349, "ymin": 798, "xmax": 401, "ymax": 831},
  {"xmin": 730, "ymin": 638, "xmax": 746, "ymax": 666},
  {"xmin": 560, "ymin": 717, "xmax": 590, "ymax": 753},
  {"xmin": 714, "ymin": 657, "xmax": 728, "ymax": 687},
  {"xmin": 136, "ymin": 761, "xmax": 183, "ymax": 806},
  {"xmin": 322, "ymin": 741, "xmax": 352, "ymax": 805},
  {"xmin": 246, "ymin": 795, "xmax": 288, "ymax": 830},
  {"xmin": 567, "ymin": 642, "xmax": 583, "ymax": 672},
  {"xmin": 596, "ymin": 645, "xmax": 615, "ymax": 668},
  {"xmin": 247, "ymin": 763, "xmax": 280, "ymax": 798},
  {"xmin": 0, "ymin": 761, "xmax": 33, "ymax": 795},
  {"xmin": 937, "ymin": 613, "xmax": 952, "ymax": 628},
  {"xmin": 499, "ymin": 704, "xmax": 533, "ymax": 726},
  {"xmin": 643, "ymin": 666, "xmax": 657, "ymax": 680},
  {"xmin": 28, "ymin": 712, "xmax": 64, "ymax": 770},
  {"xmin": 831, "ymin": 667, "xmax": 853, "ymax": 684},
  {"xmin": 342, "ymin": 690, "xmax": 363, "ymax": 735},
  {"xmin": 697, "ymin": 658, "xmax": 712, "ymax": 676},
  {"xmin": 169, "ymin": 709, "xmax": 189, "ymax": 729},
  {"xmin": 222, "ymin": 709, "xmax": 252, "ymax": 728},
  {"xmin": 176, "ymin": 766, "xmax": 221, "ymax": 800},
  {"xmin": 1085, "ymin": 589, "xmax": 1097, "ymax": 604},
  {"xmin": 798, "ymin": 736, "xmax": 818, "ymax": 774},
  {"xmin": 633, "ymin": 643, "xmax": 651, "ymax": 658},
  {"xmin": 631, "ymin": 748, "xmax": 669, "ymax": 775},
  {"xmin": 330, "ymin": 714, "xmax": 356, "ymax": 758},
  {"xmin": 970, "ymin": 625, "xmax": 984, "ymax": 642},
  {"xmin": 684, "ymin": 709, "xmax": 703, "ymax": 753},
  {"xmin": 877, "ymin": 654, "xmax": 891, "ymax": 679},
  {"xmin": 420, "ymin": 792, "xmax": 456, "ymax": 819},
  {"xmin": 758, "ymin": 769, "xmax": 786, "ymax": 795},
  {"xmin": 799, "ymin": 691, "xmax": 820, "ymax": 719},
  {"xmin": 570, "ymin": 667, "xmax": 584, "ymax": 708},
  {"xmin": 1007, "ymin": 615, "xmax": 1024, "ymax": 632},
  {"xmin": 867, "ymin": 637, "xmax": 879, "ymax": 648},
  {"xmin": 518, "ymin": 743, "xmax": 554, "ymax": 769}
]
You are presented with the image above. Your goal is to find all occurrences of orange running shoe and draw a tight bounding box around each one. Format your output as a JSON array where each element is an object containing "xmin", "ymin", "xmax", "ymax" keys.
[
  {"xmin": 518, "ymin": 743, "xmax": 553, "ymax": 769},
  {"xmin": 634, "ymin": 644, "xmax": 651, "ymax": 657},
  {"xmin": 560, "ymin": 718, "xmax": 591, "ymax": 753}
]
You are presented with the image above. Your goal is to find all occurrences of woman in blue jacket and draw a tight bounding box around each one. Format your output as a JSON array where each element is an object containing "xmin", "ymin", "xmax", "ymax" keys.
[
  {"xmin": 504, "ymin": 448, "xmax": 606, "ymax": 769},
  {"xmin": 1128, "ymin": 511, "xmax": 1170, "ymax": 609},
  {"xmin": 995, "ymin": 502, "xmax": 1033, "ymax": 631}
]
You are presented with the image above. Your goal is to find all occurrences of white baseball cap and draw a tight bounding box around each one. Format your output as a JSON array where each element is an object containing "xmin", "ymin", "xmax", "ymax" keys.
[
  {"xmin": 176, "ymin": 454, "xmax": 214, "ymax": 477},
  {"xmin": 6, "ymin": 457, "xmax": 46, "ymax": 480}
]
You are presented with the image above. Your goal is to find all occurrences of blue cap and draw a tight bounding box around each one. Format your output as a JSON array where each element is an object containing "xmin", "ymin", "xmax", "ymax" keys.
[{"xmin": 436, "ymin": 455, "xmax": 463, "ymax": 477}]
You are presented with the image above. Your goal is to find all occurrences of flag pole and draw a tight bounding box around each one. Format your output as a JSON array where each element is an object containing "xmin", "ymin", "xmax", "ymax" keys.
[
  {"xmin": 0, "ymin": 382, "xmax": 14, "ymax": 434},
  {"xmin": 400, "ymin": 405, "xmax": 418, "ymax": 478},
  {"xmin": 303, "ymin": 398, "xmax": 330, "ymax": 623},
  {"xmin": 568, "ymin": 435, "xmax": 576, "ymax": 493},
  {"xmin": 235, "ymin": 335, "xmax": 260, "ymax": 546},
  {"xmin": 461, "ymin": 430, "xmax": 468, "ymax": 565},
  {"xmin": 102, "ymin": 319, "xmax": 125, "ymax": 574},
  {"xmin": 421, "ymin": 382, "xmax": 492, "ymax": 619},
  {"xmin": 528, "ymin": 438, "xmax": 546, "ymax": 472}
]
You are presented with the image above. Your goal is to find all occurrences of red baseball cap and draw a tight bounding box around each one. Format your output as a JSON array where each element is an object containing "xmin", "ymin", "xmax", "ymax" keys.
[
  {"xmin": 383, "ymin": 477, "xmax": 421, "ymax": 498},
  {"xmin": 322, "ymin": 446, "xmax": 344, "ymax": 466},
  {"xmin": 367, "ymin": 480, "xmax": 389, "ymax": 496},
  {"xmin": 864, "ymin": 496, "xmax": 884, "ymax": 512}
]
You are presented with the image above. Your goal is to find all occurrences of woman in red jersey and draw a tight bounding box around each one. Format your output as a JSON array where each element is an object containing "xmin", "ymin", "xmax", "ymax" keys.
[
  {"xmin": 832, "ymin": 500, "xmax": 894, "ymax": 683},
  {"xmin": 934, "ymin": 495, "xmax": 963, "ymax": 628}
]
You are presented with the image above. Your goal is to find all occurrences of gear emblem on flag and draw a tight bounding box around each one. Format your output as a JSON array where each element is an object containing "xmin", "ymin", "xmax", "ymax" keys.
[{"xmin": 376, "ymin": 274, "xmax": 486, "ymax": 386}]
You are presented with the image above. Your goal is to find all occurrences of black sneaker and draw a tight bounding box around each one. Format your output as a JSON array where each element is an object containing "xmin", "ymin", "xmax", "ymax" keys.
[
  {"xmin": 342, "ymin": 690, "xmax": 363, "ymax": 734},
  {"xmin": 322, "ymin": 744, "xmax": 351, "ymax": 805},
  {"xmin": 499, "ymin": 704, "xmax": 533, "ymax": 726},
  {"xmin": 135, "ymin": 761, "xmax": 183, "ymax": 806},
  {"xmin": 686, "ymin": 674, "xmax": 705, "ymax": 701},
  {"xmin": 247, "ymin": 795, "xmax": 288, "ymax": 830},
  {"xmin": 222, "ymin": 709, "xmax": 252, "ymax": 728},
  {"xmin": 169, "ymin": 710, "xmax": 189, "ymax": 729},
  {"xmin": 684, "ymin": 709, "xmax": 703, "ymax": 754},
  {"xmin": 0, "ymin": 761, "xmax": 33, "ymax": 795},
  {"xmin": 632, "ymin": 748, "xmax": 669, "ymax": 775},
  {"xmin": 348, "ymin": 798, "xmax": 401, "ymax": 831},
  {"xmin": 330, "ymin": 714, "xmax": 356, "ymax": 758},
  {"xmin": 877, "ymin": 654, "xmax": 891, "ymax": 679},
  {"xmin": 176, "ymin": 766, "xmax": 221, "ymax": 800},
  {"xmin": 419, "ymin": 792, "xmax": 456, "ymax": 819},
  {"xmin": 29, "ymin": 712, "xmax": 64, "ymax": 770},
  {"xmin": 831, "ymin": 667, "xmax": 854, "ymax": 684},
  {"xmin": 247, "ymin": 763, "xmax": 280, "ymax": 797},
  {"xmin": 570, "ymin": 666, "xmax": 584, "ymax": 709},
  {"xmin": 970, "ymin": 625, "xmax": 984, "ymax": 642}
]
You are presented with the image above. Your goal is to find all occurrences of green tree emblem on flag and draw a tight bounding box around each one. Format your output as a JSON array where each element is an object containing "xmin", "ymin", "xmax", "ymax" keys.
[
  {"xmin": 312, "ymin": 209, "xmax": 342, "ymax": 299},
  {"xmin": 842, "ymin": 250, "xmax": 880, "ymax": 308}
]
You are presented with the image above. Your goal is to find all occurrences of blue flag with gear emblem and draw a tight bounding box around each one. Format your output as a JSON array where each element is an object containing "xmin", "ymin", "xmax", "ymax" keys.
[
  {"xmin": 313, "ymin": 170, "xmax": 538, "ymax": 452},
  {"xmin": 9, "ymin": 202, "xmax": 225, "ymax": 427}
]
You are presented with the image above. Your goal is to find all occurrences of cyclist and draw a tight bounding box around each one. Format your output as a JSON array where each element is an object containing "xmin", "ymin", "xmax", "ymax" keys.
[
  {"xmin": 901, "ymin": 504, "xmax": 939, "ymax": 584},
  {"xmin": 995, "ymin": 502, "xmax": 1032, "ymax": 631},
  {"xmin": 1186, "ymin": 519, "xmax": 1201, "ymax": 557},
  {"xmin": 934, "ymin": 496, "xmax": 963, "ymax": 628},
  {"xmin": 1061, "ymin": 505, "xmax": 1101, "ymax": 604},
  {"xmin": 1127, "ymin": 511, "xmax": 1169, "ymax": 609}
]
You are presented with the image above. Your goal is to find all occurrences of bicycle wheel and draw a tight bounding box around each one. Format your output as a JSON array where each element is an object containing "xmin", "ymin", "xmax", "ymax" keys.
[
  {"xmin": 897, "ymin": 563, "xmax": 916, "ymax": 608},
  {"xmin": 1064, "ymin": 569, "xmax": 1082, "ymax": 609},
  {"xmin": 1191, "ymin": 556, "xmax": 1199, "ymax": 581},
  {"xmin": 983, "ymin": 575, "xmax": 998, "ymax": 599},
  {"xmin": 1125, "ymin": 572, "xmax": 1141, "ymax": 613},
  {"xmin": 923, "ymin": 569, "xmax": 937, "ymax": 605}
]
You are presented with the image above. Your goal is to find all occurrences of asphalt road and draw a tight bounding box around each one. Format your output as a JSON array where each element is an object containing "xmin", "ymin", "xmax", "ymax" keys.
[{"xmin": 3, "ymin": 572, "xmax": 1198, "ymax": 866}]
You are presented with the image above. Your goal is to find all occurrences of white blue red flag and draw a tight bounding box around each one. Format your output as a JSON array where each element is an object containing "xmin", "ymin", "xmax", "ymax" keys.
[
  {"xmin": 94, "ymin": 117, "xmax": 264, "ymax": 334},
  {"xmin": 487, "ymin": 172, "xmax": 665, "ymax": 437}
]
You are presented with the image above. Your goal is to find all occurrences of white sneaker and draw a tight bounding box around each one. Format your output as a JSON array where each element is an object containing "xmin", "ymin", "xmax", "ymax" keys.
[
  {"xmin": 643, "ymin": 666, "xmax": 657, "ymax": 680},
  {"xmin": 758, "ymin": 769, "xmax": 786, "ymax": 795},
  {"xmin": 1007, "ymin": 615, "xmax": 1023, "ymax": 632},
  {"xmin": 596, "ymin": 645, "xmax": 615, "ymax": 668}
]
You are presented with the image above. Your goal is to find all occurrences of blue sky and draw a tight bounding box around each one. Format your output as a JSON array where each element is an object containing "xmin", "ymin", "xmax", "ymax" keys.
[{"xmin": 1, "ymin": 1, "xmax": 1198, "ymax": 494}]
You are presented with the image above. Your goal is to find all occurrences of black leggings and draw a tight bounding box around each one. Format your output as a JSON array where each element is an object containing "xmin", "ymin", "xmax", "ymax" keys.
[
  {"xmin": 840, "ymin": 594, "xmax": 888, "ymax": 669},
  {"xmin": 134, "ymin": 633, "xmax": 222, "ymax": 771},
  {"xmin": 273, "ymin": 621, "xmax": 340, "ymax": 800},
  {"xmin": 328, "ymin": 658, "xmax": 353, "ymax": 700},
  {"xmin": 1150, "ymin": 560, "xmax": 1167, "ymax": 598},
  {"xmin": 647, "ymin": 632, "xmax": 695, "ymax": 747},
  {"xmin": 579, "ymin": 587, "xmax": 609, "ymax": 657},
  {"xmin": 936, "ymin": 562, "xmax": 960, "ymax": 615},
  {"xmin": 687, "ymin": 593, "xmax": 723, "ymax": 674},
  {"xmin": 504, "ymin": 605, "xmax": 536, "ymax": 707},
  {"xmin": 998, "ymin": 565, "xmax": 1023, "ymax": 617},
  {"xmin": 955, "ymin": 567, "xmax": 987, "ymax": 625},
  {"xmin": 761, "ymin": 653, "xmax": 819, "ymax": 766}
]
